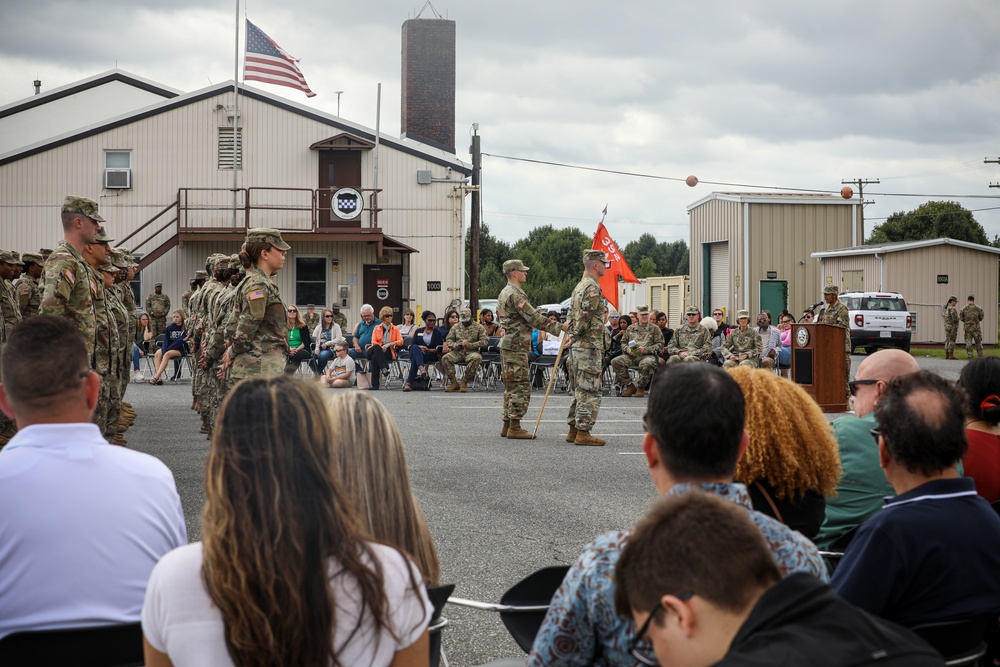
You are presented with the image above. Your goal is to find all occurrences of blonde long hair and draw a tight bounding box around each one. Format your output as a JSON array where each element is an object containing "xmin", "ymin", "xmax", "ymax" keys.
[
  {"xmin": 326, "ymin": 391, "xmax": 441, "ymax": 585},
  {"xmin": 726, "ymin": 367, "xmax": 842, "ymax": 500}
]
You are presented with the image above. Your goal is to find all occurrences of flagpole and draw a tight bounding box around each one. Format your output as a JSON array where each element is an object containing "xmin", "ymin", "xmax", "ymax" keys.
[{"xmin": 232, "ymin": 0, "xmax": 240, "ymax": 228}]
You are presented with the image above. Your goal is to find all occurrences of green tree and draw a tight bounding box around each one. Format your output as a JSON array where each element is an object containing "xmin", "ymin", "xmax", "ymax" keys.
[
  {"xmin": 465, "ymin": 222, "xmax": 512, "ymax": 298},
  {"xmin": 623, "ymin": 234, "xmax": 689, "ymax": 275},
  {"xmin": 866, "ymin": 201, "xmax": 988, "ymax": 245},
  {"xmin": 635, "ymin": 256, "xmax": 658, "ymax": 278}
]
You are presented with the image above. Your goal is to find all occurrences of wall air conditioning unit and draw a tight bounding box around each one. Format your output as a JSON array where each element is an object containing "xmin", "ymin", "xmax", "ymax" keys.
[{"xmin": 104, "ymin": 169, "xmax": 131, "ymax": 189}]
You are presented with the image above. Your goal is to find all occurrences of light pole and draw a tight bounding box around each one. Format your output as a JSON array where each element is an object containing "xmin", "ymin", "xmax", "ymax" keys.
[{"xmin": 334, "ymin": 91, "xmax": 343, "ymax": 117}]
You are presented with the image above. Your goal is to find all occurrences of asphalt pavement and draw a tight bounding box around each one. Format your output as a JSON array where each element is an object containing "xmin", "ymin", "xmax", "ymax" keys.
[{"xmin": 123, "ymin": 354, "xmax": 963, "ymax": 666}]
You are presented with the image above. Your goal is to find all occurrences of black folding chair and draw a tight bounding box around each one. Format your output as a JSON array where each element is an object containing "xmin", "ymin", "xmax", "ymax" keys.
[{"xmin": 912, "ymin": 615, "xmax": 993, "ymax": 666}]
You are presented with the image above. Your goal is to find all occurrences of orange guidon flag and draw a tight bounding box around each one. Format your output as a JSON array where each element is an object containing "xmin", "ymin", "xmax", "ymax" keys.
[{"xmin": 592, "ymin": 222, "xmax": 639, "ymax": 312}]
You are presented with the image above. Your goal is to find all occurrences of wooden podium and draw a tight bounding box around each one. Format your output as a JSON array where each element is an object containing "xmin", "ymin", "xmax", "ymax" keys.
[{"xmin": 791, "ymin": 323, "xmax": 848, "ymax": 413}]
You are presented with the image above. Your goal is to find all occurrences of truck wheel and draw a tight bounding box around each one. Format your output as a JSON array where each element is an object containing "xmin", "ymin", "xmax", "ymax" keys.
[
  {"xmin": 865, "ymin": 346, "xmax": 877, "ymax": 355},
  {"xmin": 901, "ymin": 341, "xmax": 911, "ymax": 353}
]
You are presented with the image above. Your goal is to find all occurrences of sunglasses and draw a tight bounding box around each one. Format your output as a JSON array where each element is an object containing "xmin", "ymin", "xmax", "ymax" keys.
[
  {"xmin": 848, "ymin": 379, "xmax": 878, "ymax": 396},
  {"xmin": 288, "ymin": 309, "xmax": 298, "ymax": 313},
  {"xmin": 629, "ymin": 593, "xmax": 695, "ymax": 666},
  {"xmin": 712, "ymin": 312, "xmax": 723, "ymax": 316},
  {"xmin": 870, "ymin": 428, "xmax": 881, "ymax": 444},
  {"xmin": 324, "ymin": 314, "xmax": 334, "ymax": 318}
]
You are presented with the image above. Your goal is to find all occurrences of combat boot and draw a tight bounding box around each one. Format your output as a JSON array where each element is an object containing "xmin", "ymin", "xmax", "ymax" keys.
[
  {"xmin": 460, "ymin": 379, "xmax": 469, "ymax": 393},
  {"xmin": 575, "ymin": 431, "xmax": 606, "ymax": 446},
  {"xmin": 566, "ymin": 425, "xmax": 578, "ymax": 443},
  {"xmin": 501, "ymin": 419, "xmax": 510, "ymax": 437},
  {"xmin": 634, "ymin": 385, "xmax": 645, "ymax": 398},
  {"xmin": 506, "ymin": 419, "xmax": 536, "ymax": 439},
  {"xmin": 621, "ymin": 383, "xmax": 636, "ymax": 398},
  {"xmin": 445, "ymin": 377, "xmax": 460, "ymax": 392}
]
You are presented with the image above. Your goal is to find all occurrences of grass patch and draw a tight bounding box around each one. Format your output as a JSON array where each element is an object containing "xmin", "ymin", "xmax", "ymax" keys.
[{"xmin": 909, "ymin": 347, "xmax": 1000, "ymax": 359}]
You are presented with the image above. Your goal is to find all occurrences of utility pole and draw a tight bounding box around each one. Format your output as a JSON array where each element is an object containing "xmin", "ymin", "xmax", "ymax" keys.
[
  {"xmin": 469, "ymin": 125, "xmax": 481, "ymax": 314},
  {"xmin": 986, "ymin": 157, "xmax": 1000, "ymax": 188},
  {"xmin": 842, "ymin": 178, "xmax": 880, "ymax": 243}
]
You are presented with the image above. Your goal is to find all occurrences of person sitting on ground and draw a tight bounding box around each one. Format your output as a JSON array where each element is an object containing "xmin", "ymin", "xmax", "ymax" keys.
[
  {"xmin": 141, "ymin": 376, "xmax": 432, "ymax": 666},
  {"xmin": 327, "ymin": 390, "xmax": 441, "ymax": 585},
  {"xmin": 959, "ymin": 356, "xmax": 1000, "ymax": 502},
  {"xmin": 366, "ymin": 306, "xmax": 402, "ymax": 391},
  {"xmin": 480, "ymin": 307, "xmax": 501, "ymax": 337},
  {"xmin": 726, "ymin": 366, "xmax": 841, "ymax": 539},
  {"xmin": 403, "ymin": 311, "xmax": 446, "ymax": 392},
  {"xmin": 319, "ymin": 341, "xmax": 356, "ymax": 388},
  {"xmin": 0, "ymin": 316, "xmax": 186, "ymax": 639},
  {"xmin": 398, "ymin": 308, "xmax": 418, "ymax": 337},
  {"xmin": 756, "ymin": 311, "xmax": 780, "ymax": 370},
  {"xmin": 529, "ymin": 363, "xmax": 827, "ymax": 667},
  {"xmin": 814, "ymin": 349, "xmax": 918, "ymax": 551},
  {"xmin": 309, "ymin": 308, "xmax": 343, "ymax": 374},
  {"xmin": 350, "ymin": 304, "xmax": 377, "ymax": 362},
  {"xmin": 832, "ymin": 370, "xmax": 1000, "ymax": 627},
  {"xmin": 133, "ymin": 311, "xmax": 154, "ymax": 382},
  {"xmin": 614, "ymin": 493, "xmax": 944, "ymax": 667},
  {"xmin": 150, "ymin": 309, "xmax": 187, "ymax": 385},
  {"xmin": 283, "ymin": 305, "xmax": 312, "ymax": 374},
  {"xmin": 721, "ymin": 310, "xmax": 761, "ymax": 369},
  {"xmin": 611, "ymin": 305, "xmax": 664, "ymax": 397},
  {"xmin": 666, "ymin": 307, "xmax": 713, "ymax": 364},
  {"xmin": 443, "ymin": 307, "xmax": 489, "ymax": 392}
]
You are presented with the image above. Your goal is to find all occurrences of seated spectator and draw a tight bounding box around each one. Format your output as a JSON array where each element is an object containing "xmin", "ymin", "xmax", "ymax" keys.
[
  {"xmin": 800, "ymin": 309, "xmax": 816, "ymax": 323},
  {"xmin": 959, "ymin": 356, "xmax": 1000, "ymax": 502},
  {"xmin": 665, "ymin": 307, "xmax": 713, "ymax": 364},
  {"xmin": 443, "ymin": 307, "xmax": 489, "ymax": 392},
  {"xmin": 614, "ymin": 493, "xmax": 944, "ymax": 667},
  {"xmin": 529, "ymin": 363, "xmax": 826, "ymax": 667},
  {"xmin": 149, "ymin": 309, "xmax": 187, "ymax": 385},
  {"xmin": 654, "ymin": 310, "xmax": 673, "ymax": 350},
  {"xmin": 720, "ymin": 310, "xmax": 760, "ymax": 369},
  {"xmin": 403, "ymin": 311, "xmax": 445, "ymax": 392},
  {"xmin": 133, "ymin": 312, "xmax": 153, "ymax": 382},
  {"xmin": 608, "ymin": 313, "xmax": 629, "ymax": 358},
  {"xmin": 756, "ymin": 311, "xmax": 780, "ymax": 370},
  {"xmin": 327, "ymin": 390, "xmax": 441, "ymax": 585},
  {"xmin": 480, "ymin": 308, "xmax": 501, "ymax": 337},
  {"xmin": 726, "ymin": 367, "xmax": 841, "ymax": 539},
  {"xmin": 319, "ymin": 341, "xmax": 355, "ymax": 388},
  {"xmin": 0, "ymin": 316, "xmax": 186, "ymax": 638},
  {"xmin": 832, "ymin": 371, "xmax": 1000, "ymax": 627},
  {"xmin": 712, "ymin": 306, "xmax": 732, "ymax": 341},
  {"xmin": 814, "ymin": 349, "xmax": 918, "ymax": 551},
  {"xmin": 349, "ymin": 304, "xmax": 377, "ymax": 362},
  {"xmin": 611, "ymin": 305, "xmax": 664, "ymax": 397},
  {"xmin": 777, "ymin": 312, "xmax": 793, "ymax": 369},
  {"xmin": 141, "ymin": 376, "xmax": 431, "ymax": 666},
  {"xmin": 708, "ymin": 313, "xmax": 728, "ymax": 367},
  {"xmin": 310, "ymin": 308, "xmax": 343, "ymax": 374},
  {"xmin": 366, "ymin": 306, "xmax": 402, "ymax": 391},
  {"xmin": 398, "ymin": 308, "xmax": 418, "ymax": 337},
  {"xmin": 284, "ymin": 305, "xmax": 312, "ymax": 374}
]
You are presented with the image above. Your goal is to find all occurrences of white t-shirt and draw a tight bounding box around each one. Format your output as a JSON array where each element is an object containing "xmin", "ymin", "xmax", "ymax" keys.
[
  {"xmin": 142, "ymin": 542, "xmax": 432, "ymax": 667},
  {"xmin": 331, "ymin": 354, "xmax": 356, "ymax": 381}
]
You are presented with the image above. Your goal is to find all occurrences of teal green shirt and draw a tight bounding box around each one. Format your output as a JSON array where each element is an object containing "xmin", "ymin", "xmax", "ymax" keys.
[{"xmin": 287, "ymin": 327, "xmax": 303, "ymax": 348}]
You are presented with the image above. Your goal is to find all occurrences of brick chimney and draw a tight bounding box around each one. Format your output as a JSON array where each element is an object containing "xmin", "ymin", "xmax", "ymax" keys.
[{"xmin": 401, "ymin": 17, "xmax": 455, "ymax": 153}]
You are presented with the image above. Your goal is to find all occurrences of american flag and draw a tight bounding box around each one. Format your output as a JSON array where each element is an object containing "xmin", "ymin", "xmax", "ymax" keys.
[{"xmin": 244, "ymin": 20, "xmax": 316, "ymax": 98}]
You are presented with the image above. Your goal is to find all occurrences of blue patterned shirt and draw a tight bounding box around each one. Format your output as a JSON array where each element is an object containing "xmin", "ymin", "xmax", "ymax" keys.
[{"xmin": 528, "ymin": 483, "xmax": 828, "ymax": 667}]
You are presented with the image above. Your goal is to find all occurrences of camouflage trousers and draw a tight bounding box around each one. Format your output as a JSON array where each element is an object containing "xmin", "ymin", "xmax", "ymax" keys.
[
  {"xmin": 95, "ymin": 378, "xmax": 111, "ymax": 434},
  {"xmin": 105, "ymin": 370, "xmax": 122, "ymax": 439},
  {"xmin": 966, "ymin": 330, "xmax": 984, "ymax": 358},
  {"xmin": 944, "ymin": 325, "xmax": 958, "ymax": 357},
  {"xmin": 500, "ymin": 350, "xmax": 532, "ymax": 421},
  {"xmin": 666, "ymin": 353, "xmax": 706, "ymax": 364},
  {"xmin": 722, "ymin": 357, "xmax": 759, "ymax": 369},
  {"xmin": 151, "ymin": 316, "xmax": 167, "ymax": 340},
  {"xmin": 611, "ymin": 353, "xmax": 659, "ymax": 388},
  {"xmin": 443, "ymin": 350, "xmax": 482, "ymax": 383},
  {"xmin": 567, "ymin": 347, "xmax": 602, "ymax": 432}
]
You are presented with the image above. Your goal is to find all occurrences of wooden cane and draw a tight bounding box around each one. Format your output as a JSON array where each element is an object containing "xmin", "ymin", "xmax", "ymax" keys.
[{"xmin": 532, "ymin": 335, "xmax": 568, "ymax": 438}]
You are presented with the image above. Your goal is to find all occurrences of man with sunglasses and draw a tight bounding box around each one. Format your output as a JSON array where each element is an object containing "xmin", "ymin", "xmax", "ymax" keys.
[
  {"xmin": 814, "ymin": 349, "xmax": 917, "ymax": 551},
  {"xmin": 529, "ymin": 363, "xmax": 826, "ymax": 667},
  {"xmin": 614, "ymin": 493, "xmax": 943, "ymax": 667}
]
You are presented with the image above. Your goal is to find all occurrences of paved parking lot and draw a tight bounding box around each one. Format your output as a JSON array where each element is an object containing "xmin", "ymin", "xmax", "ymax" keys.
[{"xmin": 125, "ymin": 354, "xmax": 962, "ymax": 666}]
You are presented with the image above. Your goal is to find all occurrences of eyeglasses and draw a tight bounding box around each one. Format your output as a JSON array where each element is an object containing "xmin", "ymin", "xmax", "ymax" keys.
[
  {"xmin": 324, "ymin": 314, "xmax": 333, "ymax": 318},
  {"xmin": 629, "ymin": 593, "xmax": 694, "ymax": 666},
  {"xmin": 425, "ymin": 318, "xmax": 437, "ymax": 323},
  {"xmin": 848, "ymin": 379, "xmax": 879, "ymax": 396},
  {"xmin": 870, "ymin": 428, "xmax": 881, "ymax": 444},
  {"xmin": 287, "ymin": 308, "xmax": 298, "ymax": 313},
  {"xmin": 712, "ymin": 312, "xmax": 723, "ymax": 316}
]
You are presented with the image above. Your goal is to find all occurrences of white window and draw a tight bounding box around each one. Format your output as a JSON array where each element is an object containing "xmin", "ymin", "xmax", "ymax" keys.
[
  {"xmin": 218, "ymin": 128, "xmax": 243, "ymax": 170},
  {"xmin": 104, "ymin": 150, "xmax": 132, "ymax": 189}
]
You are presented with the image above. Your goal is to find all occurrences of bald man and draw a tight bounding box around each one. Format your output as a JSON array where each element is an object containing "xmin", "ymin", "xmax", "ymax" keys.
[{"xmin": 814, "ymin": 349, "xmax": 919, "ymax": 551}]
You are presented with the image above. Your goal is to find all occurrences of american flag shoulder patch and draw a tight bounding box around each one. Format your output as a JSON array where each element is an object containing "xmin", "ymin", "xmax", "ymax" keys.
[
  {"xmin": 63, "ymin": 268, "xmax": 76, "ymax": 285},
  {"xmin": 518, "ymin": 299, "xmax": 526, "ymax": 309},
  {"xmin": 247, "ymin": 290, "xmax": 265, "ymax": 301}
]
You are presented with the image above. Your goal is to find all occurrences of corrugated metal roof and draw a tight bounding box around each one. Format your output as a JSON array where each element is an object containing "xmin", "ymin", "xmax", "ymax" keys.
[
  {"xmin": 686, "ymin": 191, "xmax": 851, "ymax": 211},
  {"xmin": 811, "ymin": 237, "xmax": 1000, "ymax": 258}
]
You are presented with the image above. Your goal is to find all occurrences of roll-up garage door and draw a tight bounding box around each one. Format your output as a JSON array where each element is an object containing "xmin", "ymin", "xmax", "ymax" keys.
[{"xmin": 709, "ymin": 242, "xmax": 730, "ymax": 315}]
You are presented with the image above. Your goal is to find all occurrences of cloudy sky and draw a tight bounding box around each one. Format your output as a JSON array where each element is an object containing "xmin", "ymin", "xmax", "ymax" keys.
[{"xmin": 1, "ymin": 0, "xmax": 998, "ymax": 246}]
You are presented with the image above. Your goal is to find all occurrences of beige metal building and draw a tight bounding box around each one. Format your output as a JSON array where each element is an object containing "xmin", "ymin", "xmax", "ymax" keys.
[
  {"xmin": 647, "ymin": 276, "xmax": 690, "ymax": 325},
  {"xmin": 812, "ymin": 238, "xmax": 999, "ymax": 344},
  {"xmin": 0, "ymin": 70, "xmax": 472, "ymax": 327},
  {"xmin": 687, "ymin": 192, "xmax": 858, "ymax": 321}
]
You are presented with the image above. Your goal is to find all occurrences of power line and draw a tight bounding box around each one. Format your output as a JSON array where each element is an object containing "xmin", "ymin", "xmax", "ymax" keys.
[{"xmin": 866, "ymin": 205, "xmax": 1000, "ymax": 222}]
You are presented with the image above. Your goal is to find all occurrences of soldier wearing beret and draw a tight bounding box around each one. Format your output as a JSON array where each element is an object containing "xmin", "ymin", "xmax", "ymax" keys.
[
  {"xmin": 443, "ymin": 307, "xmax": 489, "ymax": 392},
  {"xmin": 610, "ymin": 304, "xmax": 663, "ymax": 398},
  {"xmin": 497, "ymin": 258, "xmax": 564, "ymax": 439},
  {"xmin": 565, "ymin": 249, "xmax": 609, "ymax": 446},
  {"xmin": 14, "ymin": 252, "xmax": 44, "ymax": 319},
  {"xmin": 145, "ymin": 282, "xmax": 171, "ymax": 340}
]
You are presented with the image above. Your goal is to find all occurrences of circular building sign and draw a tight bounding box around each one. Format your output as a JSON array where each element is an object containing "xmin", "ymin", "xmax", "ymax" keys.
[{"xmin": 332, "ymin": 187, "xmax": 364, "ymax": 220}]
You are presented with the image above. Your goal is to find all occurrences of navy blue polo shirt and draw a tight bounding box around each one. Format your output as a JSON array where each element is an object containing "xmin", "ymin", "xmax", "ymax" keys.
[{"xmin": 832, "ymin": 477, "xmax": 1000, "ymax": 626}]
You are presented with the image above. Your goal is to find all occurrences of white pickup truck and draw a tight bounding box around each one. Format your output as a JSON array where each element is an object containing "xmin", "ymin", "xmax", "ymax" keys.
[{"xmin": 839, "ymin": 291, "xmax": 912, "ymax": 354}]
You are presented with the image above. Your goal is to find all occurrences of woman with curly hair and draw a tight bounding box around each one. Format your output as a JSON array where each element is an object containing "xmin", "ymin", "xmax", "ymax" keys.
[
  {"xmin": 327, "ymin": 390, "xmax": 441, "ymax": 586},
  {"xmin": 141, "ymin": 376, "xmax": 431, "ymax": 666},
  {"xmin": 726, "ymin": 366, "xmax": 842, "ymax": 539}
]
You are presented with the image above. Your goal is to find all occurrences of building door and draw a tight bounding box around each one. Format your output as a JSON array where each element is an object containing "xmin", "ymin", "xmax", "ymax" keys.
[
  {"xmin": 704, "ymin": 241, "xmax": 730, "ymax": 315},
  {"xmin": 759, "ymin": 280, "xmax": 787, "ymax": 322},
  {"xmin": 363, "ymin": 264, "xmax": 402, "ymax": 317},
  {"xmin": 317, "ymin": 151, "xmax": 362, "ymax": 228},
  {"xmin": 842, "ymin": 270, "xmax": 863, "ymax": 292}
]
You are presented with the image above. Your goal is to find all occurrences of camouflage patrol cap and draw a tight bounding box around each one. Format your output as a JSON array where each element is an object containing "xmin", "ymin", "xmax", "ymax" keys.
[
  {"xmin": 246, "ymin": 227, "xmax": 291, "ymax": 251},
  {"xmin": 636, "ymin": 305, "xmax": 650, "ymax": 315},
  {"xmin": 98, "ymin": 258, "xmax": 116, "ymax": 273},
  {"xmin": 7, "ymin": 251, "xmax": 23, "ymax": 266},
  {"xmin": 948, "ymin": 295, "xmax": 958, "ymax": 303},
  {"xmin": 823, "ymin": 284, "xmax": 840, "ymax": 295},
  {"xmin": 154, "ymin": 282, "xmax": 162, "ymax": 287},
  {"xmin": 109, "ymin": 248, "xmax": 128, "ymax": 269},
  {"xmin": 502, "ymin": 259, "xmax": 529, "ymax": 273},
  {"xmin": 62, "ymin": 195, "xmax": 106, "ymax": 222},
  {"xmin": 685, "ymin": 306, "xmax": 700, "ymax": 316},
  {"xmin": 969, "ymin": 295, "xmax": 976, "ymax": 301},
  {"xmin": 459, "ymin": 307, "xmax": 473, "ymax": 322},
  {"xmin": 332, "ymin": 304, "xmax": 341, "ymax": 312},
  {"xmin": 94, "ymin": 226, "xmax": 115, "ymax": 243},
  {"xmin": 194, "ymin": 270, "xmax": 209, "ymax": 280},
  {"xmin": 583, "ymin": 249, "xmax": 606, "ymax": 263},
  {"xmin": 21, "ymin": 252, "xmax": 43, "ymax": 265},
  {"xmin": 736, "ymin": 309, "xmax": 750, "ymax": 320},
  {"xmin": 39, "ymin": 248, "xmax": 53, "ymax": 260},
  {"xmin": 0, "ymin": 250, "xmax": 20, "ymax": 265}
]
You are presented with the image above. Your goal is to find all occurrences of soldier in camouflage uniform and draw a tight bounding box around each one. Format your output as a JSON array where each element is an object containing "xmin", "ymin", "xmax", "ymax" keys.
[
  {"xmin": 303, "ymin": 304, "xmax": 321, "ymax": 331},
  {"xmin": 14, "ymin": 252, "xmax": 44, "ymax": 318},
  {"xmin": 721, "ymin": 309, "xmax": 763, "ymax": 369},
  {"xmin": 190, "ymin": 255, "xmax": 228, "ymax": 432},
  {"xmin": 145, "ymin": 283, "xmax": 171, "ymax": 339},
  {"xmin": 331, "ymin": 304, "xmax": 348, "ymax": 332},
  {"xmin": 565, "ymin": 249, "xmax": 609, "ymax": 446},
  {"xmin": 102, "ymin": 255, "xmax": 130, "ymax": 445},
  {"xmin": 497, "ymin": 259, "xmax": 563, "ymax": 439},
  {"xmin": 112, "ymin": 250, "xmax": 138, "ymax": 438},
  {"xmin": 611, "ymin": 304, "xmax": 664, "ymax": 397},
  {"xmin": 81, "ymin": 231, "xmax": 116, "ymax": 436},
  {"xmin": 820, "ymin": 284, "xmax": 851, "ymax": 399},
  {"xmin": 221, "ymin": 229, "xmax": 291, "ymax": 389},
  {"xmin": 0, "ymin": 251, "xmax": 23, "ymax": 339},
  {"xmin": 205, "ymin": 257, "xmax": 243, "ymax": 429},
  {"xmin": 443, "ymin": 307, "xmax": 489, "ymax": 392},
  {"xmin": 961, "ymin": 294, "xmax": 985, "ymax": 359},
  {"xmin": 666, "ymin": 307, "xmax": 713, "ymax": 363},
  {"xmin": 942, "ymin": 296, "xmax": 959, "ymax": 360}
]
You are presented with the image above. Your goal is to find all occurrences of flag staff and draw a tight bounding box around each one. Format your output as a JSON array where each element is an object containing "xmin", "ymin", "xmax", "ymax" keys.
[{"xmin": 232, "ymin": 0, "xmax": 241, "ymax": 227}]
